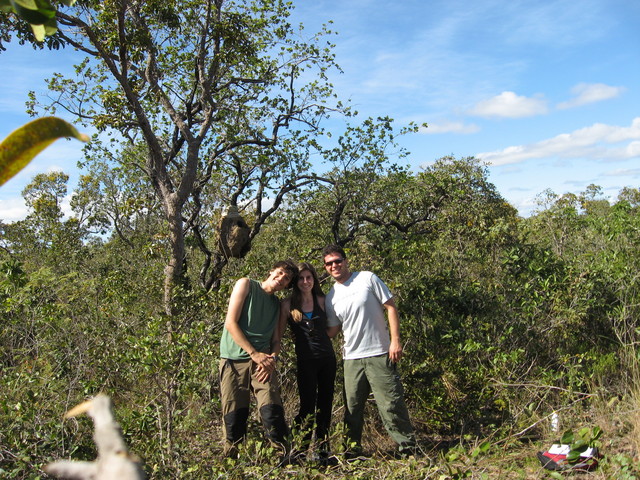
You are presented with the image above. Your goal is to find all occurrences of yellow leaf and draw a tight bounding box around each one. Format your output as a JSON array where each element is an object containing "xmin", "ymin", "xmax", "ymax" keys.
[
  {"xmin": 0, "ymin": 117, "xmax": 89, "ymax": 186},
  {"xmin": 30, "ymin": 23, "xmax": 46, "ymax": 41}
]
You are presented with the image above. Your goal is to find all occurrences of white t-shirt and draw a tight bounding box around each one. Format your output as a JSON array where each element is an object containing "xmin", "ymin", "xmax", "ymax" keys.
[{"xmin": 325, "ymin": 271, "xmax": 393, "ymax": 360}]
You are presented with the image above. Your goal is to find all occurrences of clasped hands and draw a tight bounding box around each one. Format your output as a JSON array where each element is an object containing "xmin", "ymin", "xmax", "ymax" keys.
[{"xmin": 250, "ymin": 351, "xmax": 278, "ymax": 383}]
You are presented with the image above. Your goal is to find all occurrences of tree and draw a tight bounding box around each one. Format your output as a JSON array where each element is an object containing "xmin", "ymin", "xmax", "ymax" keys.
[
  {"xmin": 23, "ymin": 171, "xmax": 68, "ymax": 228},
  {"xmin": 311, "ymin": 117, "xmax": 424, "ymax": 247},
  {"xmin": 8, "ymin": 0, "xmax": 342, "ymax": 313},
  {"xmin": 1, "ymin": 171, "xmax": 95, "ymax": 272},
  {"xmin": 617, "ymin": 186, "xmax": 640, "ymax": 208},
  {"xmin": 73, "ymin": 143, "xmax": 166, "ymax": 247}
]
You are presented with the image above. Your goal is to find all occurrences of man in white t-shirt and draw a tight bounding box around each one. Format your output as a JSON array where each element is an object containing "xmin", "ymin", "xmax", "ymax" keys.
[{"xmin": 323, "ymin": 245, "xmax": 417, "ymax": 457}]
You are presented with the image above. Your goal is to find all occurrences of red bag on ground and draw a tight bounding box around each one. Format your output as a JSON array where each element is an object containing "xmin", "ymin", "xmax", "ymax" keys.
[{"xmin": 537, "ymin": 443, "xmax": 600, "ymax": 471}]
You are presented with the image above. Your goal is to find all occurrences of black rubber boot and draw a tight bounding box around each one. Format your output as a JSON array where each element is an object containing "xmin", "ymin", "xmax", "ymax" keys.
[
  {"xmin": 223, "ymin": 407, "xmax": 249, "ymax": 456},
  {"xmin": 260, "ymin": 404, "xmax": 290, "ymax": 461}
]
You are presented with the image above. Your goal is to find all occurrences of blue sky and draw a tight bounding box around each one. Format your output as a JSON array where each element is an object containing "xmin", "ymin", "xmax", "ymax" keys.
[{"xmin": 1, "ymin": 0, "xmax": 639, "ymax": 220}]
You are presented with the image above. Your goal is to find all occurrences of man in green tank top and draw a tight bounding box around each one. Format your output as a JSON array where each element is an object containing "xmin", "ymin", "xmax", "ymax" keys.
[{"xmin": 219, "ymin": 260, "xmax": 298, "ymax": 460}]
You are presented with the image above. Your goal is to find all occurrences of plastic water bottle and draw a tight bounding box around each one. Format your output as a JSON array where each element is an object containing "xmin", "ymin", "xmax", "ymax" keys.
[{"xmin": 551, "ymin": 412, "xmax": 559, "ymax": 432}]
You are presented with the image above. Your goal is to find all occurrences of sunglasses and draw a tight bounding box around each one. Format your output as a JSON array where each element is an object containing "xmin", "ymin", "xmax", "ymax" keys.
[
  {"xmin": 305, "ymin": 315, "xmax": 320, "ymax": 337},
  {"xmin": 324, "ymin": 258, "xmax": 344, "ymax": 267}
]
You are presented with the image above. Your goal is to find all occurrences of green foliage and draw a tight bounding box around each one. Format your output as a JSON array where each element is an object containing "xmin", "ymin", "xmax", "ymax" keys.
[
  {"xmin": 0, "ymin": 0, "xmax": 77, "ymax": 42},
  {"xmin": 438, "ymin": 440, "xmax": 491, "ymax": 480},
  {"xmin": 4, "ymin": 144, "xmax": 640, "ymax": 477},
  {"xmin": 559, "ymin": 426, "xmax": 602, "ymax": 464},
  {"xmin": 604, "ymin": 453, "xmax": 640, "ymax": 480},
  {"xmin": 1, "ymin": 16, "xmax": 640, "ymax": 471},
  {"xmin": 17, "ymin": 0, "xmax": 348, "ymax": 310},
  {"xmin": 1, "ymin": 0, "xmax": 638, "ymax": 477}
]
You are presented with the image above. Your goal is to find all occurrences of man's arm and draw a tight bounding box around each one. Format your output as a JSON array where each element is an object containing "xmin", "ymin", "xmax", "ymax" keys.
[
  {"xmin": 224, "ymin": 278, "xmax": 275, "ymax": 381},
  {"xmin": 327, "ymin": 325, "xmax": 342, "ymax": 338},
  {"xmin": 383, "ymin": 298, "xmax": 403, "ymax": 363},
  {"xmin": 322, "ymin": 295, "xmax": 342, "ymax": 338}
]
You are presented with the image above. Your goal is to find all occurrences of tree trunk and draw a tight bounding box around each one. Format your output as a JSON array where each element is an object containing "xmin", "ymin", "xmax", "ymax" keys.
[{"xmin": 163, "ymin": 196, "xmax": 185, "ymax": 316}]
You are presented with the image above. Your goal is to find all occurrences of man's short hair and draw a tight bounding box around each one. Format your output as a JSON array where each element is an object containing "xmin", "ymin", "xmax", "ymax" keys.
[
  {"xmin": 322, "ymin": 244, "xmax": 347, "ymax": 259},
  {"xmin": 270, "ymin": 260, "xmax": 299, "ymax": 287}
]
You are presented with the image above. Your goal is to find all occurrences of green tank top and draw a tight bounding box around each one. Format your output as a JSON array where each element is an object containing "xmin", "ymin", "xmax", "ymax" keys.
[{"xmin": 220, "ymin": 279, "xmax": 280, "ymax": 360}]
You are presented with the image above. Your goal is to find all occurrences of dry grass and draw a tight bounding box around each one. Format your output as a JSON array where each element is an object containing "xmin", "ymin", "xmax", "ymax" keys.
[{"xmin": 162, "ymin": 362, "xmax": 640, "ymax": 479}]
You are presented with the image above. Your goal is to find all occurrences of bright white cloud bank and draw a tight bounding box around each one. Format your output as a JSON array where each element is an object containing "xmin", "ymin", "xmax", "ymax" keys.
[
  {"xmin": 477, "ymin": 117, "xmax": 640, "ymax": 166},
  {"xmin": 466, "ymin": 83, "xmax": 623, "ymax": 120}
]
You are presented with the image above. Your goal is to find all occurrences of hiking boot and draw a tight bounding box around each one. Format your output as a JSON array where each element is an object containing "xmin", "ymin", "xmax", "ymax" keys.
[
  {"xmin": 223, "ymin": 442, "xmax": 239, "ymax": 459},
  {"xmin": 394, "ymin": 446, "xmax": 423, "ymax": 459}
]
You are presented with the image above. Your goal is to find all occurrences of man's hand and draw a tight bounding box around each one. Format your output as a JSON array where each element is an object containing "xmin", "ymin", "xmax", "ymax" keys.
[
  {"xmin": 384, "ymin": 299, "xmax": 403, "ymax": 363},
  {"xmin": 389, "ymin": 338, "xmax": 403, "ymax": 363},
  {"xmin": 251, "ymin": 352, "xmax": 277, "ymax": 383}
]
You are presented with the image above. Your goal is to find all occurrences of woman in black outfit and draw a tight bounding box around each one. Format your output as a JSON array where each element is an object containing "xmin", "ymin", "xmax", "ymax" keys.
[{"xmin": 279, "ymin": 262, "xmax": 336, "ymax": 463}]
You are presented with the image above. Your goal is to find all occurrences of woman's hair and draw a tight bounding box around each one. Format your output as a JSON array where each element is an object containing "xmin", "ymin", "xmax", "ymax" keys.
[{"xmin": 290, "ymin": 262, "xmax": 324, "ymax": 323}]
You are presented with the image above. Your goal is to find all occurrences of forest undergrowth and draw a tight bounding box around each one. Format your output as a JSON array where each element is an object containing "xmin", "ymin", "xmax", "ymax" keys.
[
  {"xmin": 194, "ymin": 381, "xmax": 640, "ymax": 479},
  {"xmin": 3, "ymin": 158, "xmax": 640, "ymax": 479}
]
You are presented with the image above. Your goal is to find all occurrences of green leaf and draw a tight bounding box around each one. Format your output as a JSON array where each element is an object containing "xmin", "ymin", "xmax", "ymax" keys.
[
  {"xmin": 0, "ymin": 117, "xmax": 89, "ymax": 186},
  {"xmin": 578, "ymin": 427, "xmax": 591, "ymax": 438},
  {"xmin": 30, "ymin": 22, "xmax": 46, "ymax": 41},
  {"xmin": 592, "ymin": 426, "xmax": 603, "ymax": 440},
  {"xmin": 9, "ymin": 0, "xmax": 56, "ymax": 25},
  {"xmin": 42, "ymin": 16, "xmax": 58, "ymax": 36},
  {"xmin": 560, "ymin": 430, "xmax": 574, "ymax": 444},
  {"xmin": 566, "ymin": 450, "xmax": 581, "ymax": 463},
  {"xmin": 572, "ymin": 439, "xmax": 588, "ymax": 450}
]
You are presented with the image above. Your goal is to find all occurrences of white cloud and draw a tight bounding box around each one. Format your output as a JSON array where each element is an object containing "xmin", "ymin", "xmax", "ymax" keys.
[
  {"xmin": 420, "ymin": 121, "xmax": 480, "ymax": 134},
  {"xmin": 468, "ymin": 91, "xmax": 548, "ymax": 118},
  {"xmin": 603, "ymin": 168, "xmax": 640, "ymax": 178},
  {"xmin": 627, "ymin": 141, "xmax": 640, "ymax": 156},
  {"xmin": 61, "ymin": 194, "xmax": 73, "ymax": 219},
  {"xmin": 477, "ymin": 117, "xmax": 640, "ymax": 166},
  {"xmin": 0, "ymin": 194, "xmax": 74, "ymax": 223},
  {"xmin": 557, "ymin": 83, "xmax": 625, "ymax": 109},
  {"xmin": 0, "ymin": 197, "xmax": 28, "ymax": 223}
]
